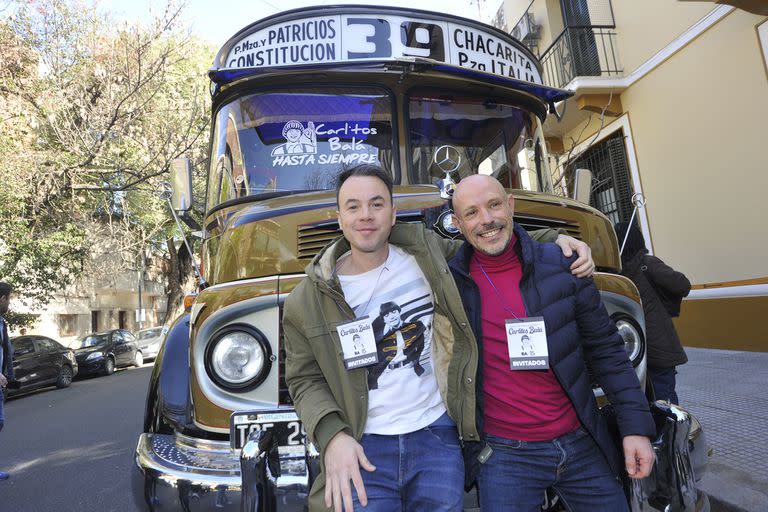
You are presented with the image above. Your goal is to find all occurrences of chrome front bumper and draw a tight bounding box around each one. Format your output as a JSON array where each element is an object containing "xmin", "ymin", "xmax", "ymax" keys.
[
  {"xmin": 132, "ymin": 430, "xmax": 318, "ymax": 511},
  {"xmin": 134, "ymin": 402, "xmax": 709, "ymax": 512}
]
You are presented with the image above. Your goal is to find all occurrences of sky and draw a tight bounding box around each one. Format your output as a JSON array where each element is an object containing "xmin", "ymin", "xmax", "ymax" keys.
[{"xmin": 110, "ymin": 0, "xmax": 499, "ymax": 48}]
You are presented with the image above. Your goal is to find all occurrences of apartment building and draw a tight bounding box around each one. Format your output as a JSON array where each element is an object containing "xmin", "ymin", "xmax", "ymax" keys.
[
  {"xmin": 13, "ymin": 239, "xmax": 168, "ymax": 347},
  {"xmin": 493, "ymin": 0, "xmax": 768, "ymax": 350}
]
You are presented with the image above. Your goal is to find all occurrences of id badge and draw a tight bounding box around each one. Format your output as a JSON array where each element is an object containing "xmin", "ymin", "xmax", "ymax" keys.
[
  {"xmin": 506, "ymin": 317, "xmax": 549, "ymax": 370},
  {"xmin": 336, "ymin": 317, "xmax": 378, "ymax": 370}
]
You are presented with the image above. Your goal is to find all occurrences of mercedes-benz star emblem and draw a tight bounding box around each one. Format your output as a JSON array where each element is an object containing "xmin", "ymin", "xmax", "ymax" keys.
[{"xmin": 433, "ymin": 145, "xmax": 462, "ymax": 174}]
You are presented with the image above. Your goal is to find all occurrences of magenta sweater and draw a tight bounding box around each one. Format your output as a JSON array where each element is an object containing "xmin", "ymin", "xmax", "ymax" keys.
[{"xmin": 470, "ymin": 237, "xmax": 581, "ymax": 441}]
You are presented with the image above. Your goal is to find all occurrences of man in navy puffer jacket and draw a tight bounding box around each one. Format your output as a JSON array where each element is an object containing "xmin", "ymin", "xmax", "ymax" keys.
[{"xmin": 449, "ymin": 175, "xmax": 655, "ymax": 512}]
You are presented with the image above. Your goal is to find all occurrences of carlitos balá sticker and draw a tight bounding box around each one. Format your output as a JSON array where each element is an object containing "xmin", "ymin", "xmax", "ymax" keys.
[{"xmin": 271, "ymin": 120, "xmax": 318, "ymax": 156}]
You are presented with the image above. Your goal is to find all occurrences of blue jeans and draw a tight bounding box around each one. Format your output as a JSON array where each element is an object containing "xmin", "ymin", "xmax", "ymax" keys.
[
  {"xmin": 478, "ymin": 428, "xmax": 628, "ymax": 512},
  {"xmin": 649, "ymin": 366, "xmax": 678, "ymax": 404},
  {"xmin": 0, "ymin": 387, "xmax": 5, "ymax": 432},
  {"xmin": 352, "ymin": 412, "xmax": 464, "ymax": 511}
]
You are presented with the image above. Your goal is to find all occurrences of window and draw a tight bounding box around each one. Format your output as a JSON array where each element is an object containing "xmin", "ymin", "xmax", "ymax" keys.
[
  {"xmin": 91, "ymin": 311, "xmax": 100, "ymax": 332},
  {"xmin": 57, "ymin": 314, "xmax": 78, "ymax": 337},
  {"xmin": 207, "ymin": 87, "xmax": 395, "ymax": 209},
  {"xmin": 407, "ymin": 90, "xmax": 549, "ymax": 191},
  {"xmin": 79, "ymin": 333, "xmax": 108, "ymax": 348},
  {"xmin": 138, "ymin": 328, "xmax": 162, "ymax": 340},
  {"xmin": 36, "ymin": 338, "xmax": 57, "ymax": 352},
  {"xmin": 12, "ymin": 338, "xmax": 35, "ymax": 356},
  {"xmin": 566, "ymin": 130, "xmax": 633, "ymax": 224}
]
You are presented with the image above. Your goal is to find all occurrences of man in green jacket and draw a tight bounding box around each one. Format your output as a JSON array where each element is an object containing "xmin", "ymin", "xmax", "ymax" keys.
[{"xmin": 283, "ymin": 165, "xmax": 593, "ymax": 512}]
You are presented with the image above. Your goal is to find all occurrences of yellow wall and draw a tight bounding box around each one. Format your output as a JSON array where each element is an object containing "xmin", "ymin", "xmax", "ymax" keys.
[
  {"xmin": 562, "ymin": 115, "xmax": 606, "ymax": 153},
  {"xmin": 555, "ymin": 9, "xmax": 768, "ymax": 286},
  {"xmin": 676, "ymin": 296, "xmax": 768, "ymax": 351},
  {"xmin": 504, "ymin": 0, "xmax": 713, "ymax": 73},
  {"xmin": 503, "ymin": 0, "xmax": 531, "ymax": 25},
  {"xmin": 613, "ymin": 0, "xmax": 714, "ymax": 73},
  {"xmin": 619, "ymin": 9, "xmax": 768, "ymax": 284},
  {"xmin": 504, "ymin": 3, "xmax": 767, "ymax": 349},
  {"xmin": 503, "ymin": 0, "xmax": 564, "ymax": 54}
]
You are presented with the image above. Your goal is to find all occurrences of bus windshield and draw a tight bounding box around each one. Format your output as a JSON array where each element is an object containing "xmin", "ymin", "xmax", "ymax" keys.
[
  {"xmin": 207, "ymin": 87, "xmax": 394, "ymax": 210},
  {"xmin": 407, "ymin": 90, "xmax": 551, "ymax": 193}
]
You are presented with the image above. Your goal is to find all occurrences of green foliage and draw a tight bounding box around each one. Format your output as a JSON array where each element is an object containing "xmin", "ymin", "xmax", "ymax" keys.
[
  {"xmin": 0, "ymin": 0, "xmax": 215, "ymax": 311},
  {"xmin": 3, "ymin": 312, "xmax": 39, "ymax": 330}
]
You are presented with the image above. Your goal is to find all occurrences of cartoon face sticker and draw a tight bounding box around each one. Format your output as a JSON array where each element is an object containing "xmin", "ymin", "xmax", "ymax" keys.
[{"xmin": 271, "ymin": 120, "xmax": 318, "ymax": 156}]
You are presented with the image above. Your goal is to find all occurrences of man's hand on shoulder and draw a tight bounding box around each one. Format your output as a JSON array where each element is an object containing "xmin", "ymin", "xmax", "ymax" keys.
[
  {"xmin": 623, "ymin": 435, "xmax": 655, "ymax": 479},
  {"xmin": 324, "ymin": 431, "xmax": 376, "ymax": 511},
  {"xmin": 555, "ymin": 234, "xmax": 595, "ymax": 278}
]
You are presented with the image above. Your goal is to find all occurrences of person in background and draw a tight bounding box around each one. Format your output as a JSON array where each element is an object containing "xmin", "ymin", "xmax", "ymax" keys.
[
  {"xmin": 615, "ymin": 222, "xmax": 691, "ymax": 404},
  {"xmin": 0, "ymin": 281, "xmax": 15, "ymax": 481}
]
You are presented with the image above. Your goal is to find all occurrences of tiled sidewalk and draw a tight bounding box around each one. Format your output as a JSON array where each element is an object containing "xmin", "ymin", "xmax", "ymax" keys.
[{"xmin": 677, "ymin": 347, "xmax": 768, "ymax": 511}]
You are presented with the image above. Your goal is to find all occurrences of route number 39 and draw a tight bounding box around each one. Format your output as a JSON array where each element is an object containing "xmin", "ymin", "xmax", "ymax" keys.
[{"xmin": 345, "ymin": 18, "xmax": 446, "ymax": 61}]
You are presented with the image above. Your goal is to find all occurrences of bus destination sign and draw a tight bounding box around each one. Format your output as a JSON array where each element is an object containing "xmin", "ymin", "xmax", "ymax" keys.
[{"xmin": 224, "ymin": 13, "xmax": 542, "ymax": 85}]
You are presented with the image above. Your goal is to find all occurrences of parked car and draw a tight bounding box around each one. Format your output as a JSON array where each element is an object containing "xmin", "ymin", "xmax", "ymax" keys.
[
  {"xmin": 74, "ymin": 329, "xmax": 142, "ymax": 376},
  {"xmin": 134, "ymin": 326, "xmax": 167, "ymax": 362},
  {"xmin": 8, "ymin": 335, "xmax": 78, "ymax": 396}
]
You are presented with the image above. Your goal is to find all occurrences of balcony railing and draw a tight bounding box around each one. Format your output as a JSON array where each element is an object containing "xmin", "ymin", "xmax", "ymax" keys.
[{"xmin": 540, "ymin": 26, "xmax": 621, "ymax": 89}]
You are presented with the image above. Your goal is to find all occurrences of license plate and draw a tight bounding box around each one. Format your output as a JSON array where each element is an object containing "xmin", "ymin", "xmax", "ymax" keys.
[{"xmin": 230, "ymin": 410, "xmax": 306, "ymax": 452}]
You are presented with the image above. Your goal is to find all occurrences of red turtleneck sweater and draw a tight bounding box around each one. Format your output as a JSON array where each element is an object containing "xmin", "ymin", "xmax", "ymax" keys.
[{"xmin": 469, "ymin": 235, "xmax": 581, "ymax": 441}]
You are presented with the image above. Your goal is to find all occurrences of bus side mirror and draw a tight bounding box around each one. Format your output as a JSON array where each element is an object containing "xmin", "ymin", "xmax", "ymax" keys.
[
  {"xmin": 572, "ymin": 168, "xmax": 592, "ymax": 204},
  {"xmin": 170, "ymin": 158, "xmax": 193, "ymax": 213}
]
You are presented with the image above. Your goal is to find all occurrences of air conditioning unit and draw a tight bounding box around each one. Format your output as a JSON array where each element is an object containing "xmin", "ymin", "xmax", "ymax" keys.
[{"xmin": 512, "ymin": 12, "xmax": 540, "ymax": 42}]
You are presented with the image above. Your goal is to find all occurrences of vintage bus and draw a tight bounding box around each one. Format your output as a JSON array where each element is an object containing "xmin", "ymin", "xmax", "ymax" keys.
[{"xmin": 132, "ymin": 5, "xmax": 709, "ymax": 511}]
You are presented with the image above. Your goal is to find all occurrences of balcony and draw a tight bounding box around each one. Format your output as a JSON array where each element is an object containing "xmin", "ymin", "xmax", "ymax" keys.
[
  {"xmin": 529, "ymin": 0, "xmax": 621, "ymax": 89},
  {"xmin": 541, "ymin": 26, "xmax": 621, "ymax": 89}
]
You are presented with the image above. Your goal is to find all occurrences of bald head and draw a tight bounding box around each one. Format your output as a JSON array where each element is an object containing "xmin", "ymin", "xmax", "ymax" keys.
[
  {"xmin": 451, "ymin": 175, "xmax": 516, "ymax": 256},
  {"xmin": 452, "ymin": 175, "xmax": 507, "ymax": 211}
]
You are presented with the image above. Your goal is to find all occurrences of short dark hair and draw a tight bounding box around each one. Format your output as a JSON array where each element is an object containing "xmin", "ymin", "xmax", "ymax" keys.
[
  {"xmin": 335, "ymin": 165, "xmax": 394, "ymax": 207},
  {"xmin": 0, "ymin": 282, "xmax": 12, "ymax": 299},
  {"xmin": 380, "ymin": 301, "xmax": 401, "ymax": 316}
]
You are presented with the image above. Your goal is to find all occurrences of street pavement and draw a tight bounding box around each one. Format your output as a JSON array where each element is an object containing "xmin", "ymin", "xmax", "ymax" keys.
[
  {"xmin": 0, "ymin": 364, "xmax": 150, "ymax": 511},
  {"xmin": 0, "ymin": 349, "xmax": 763, "ymax": 511},
  {"xmin": 677, "ymin": 347, "xmax": 768, "ymax": 512}
]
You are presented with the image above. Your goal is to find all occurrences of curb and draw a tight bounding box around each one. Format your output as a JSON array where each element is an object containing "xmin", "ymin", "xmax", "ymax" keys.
[{"xmin": 708, "ymin": 494, "xmax": 750, "ymax": 512}]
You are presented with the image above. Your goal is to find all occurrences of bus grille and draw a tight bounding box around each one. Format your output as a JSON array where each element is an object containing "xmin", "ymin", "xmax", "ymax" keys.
[{"xmin": 297, "ymin": 213, "xmax": 582, "ymax": 261}]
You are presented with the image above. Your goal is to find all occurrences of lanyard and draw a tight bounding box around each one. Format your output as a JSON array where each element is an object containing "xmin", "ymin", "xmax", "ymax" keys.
[
  {"xmin": 478, "ymin": 264, "xmax": 521, "ymax": 320},
  {"xmin": 335, "ymin": 248, "xmax": 391, "ymax": 318}
]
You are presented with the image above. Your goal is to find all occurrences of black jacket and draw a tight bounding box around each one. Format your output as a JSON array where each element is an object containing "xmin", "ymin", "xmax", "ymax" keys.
[
  {"xmin": 1, "ymin": 317, "xmax": 13, "ymax": 380},
  {"xmin": 448, "ymin": 225, "xmax": 655, "ymax": 482},
  {"xmin": 621, "ymin": 252, "xmax": 690, "ymax": 368}
]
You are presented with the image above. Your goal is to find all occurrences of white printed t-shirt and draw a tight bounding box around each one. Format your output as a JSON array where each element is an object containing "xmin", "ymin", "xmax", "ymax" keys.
[{"xmin": 337, "ymin": 244, "xmax": 446, "ymax": 435}]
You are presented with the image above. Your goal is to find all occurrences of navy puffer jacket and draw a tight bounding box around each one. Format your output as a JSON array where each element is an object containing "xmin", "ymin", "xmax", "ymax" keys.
[{"xmin": 449, "ymin": 224, "xmax": 655, "ymax": 483}]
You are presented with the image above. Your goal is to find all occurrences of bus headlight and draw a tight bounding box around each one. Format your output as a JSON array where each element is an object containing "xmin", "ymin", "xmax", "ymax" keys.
[
  {"xmin": 205, "ymin": 326, "xmax": 272, "ymax": 391},
  {"xmin": 612, "ymin": 314, "xmax": 644, "ymax": 366}
]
